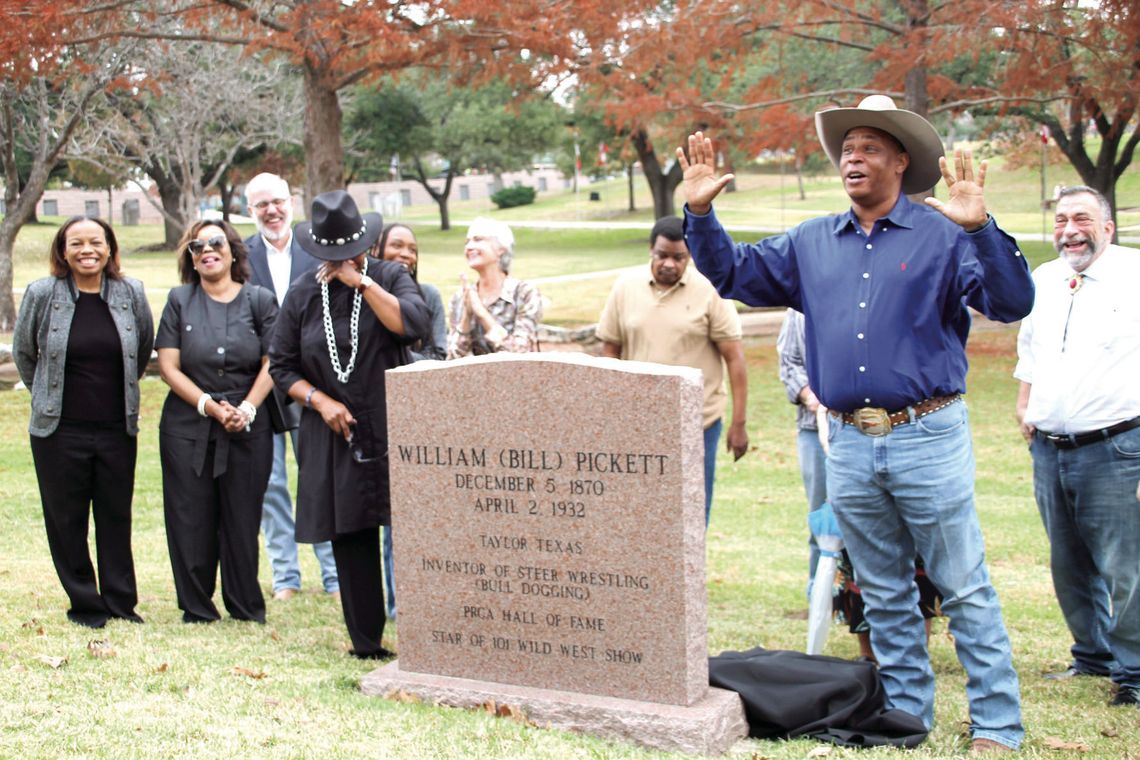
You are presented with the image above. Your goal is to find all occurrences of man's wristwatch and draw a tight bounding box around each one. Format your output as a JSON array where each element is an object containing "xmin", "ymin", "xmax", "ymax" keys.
[{"xmin": 357, "ymin": 274, "xmax": 375, "ymax": 292}]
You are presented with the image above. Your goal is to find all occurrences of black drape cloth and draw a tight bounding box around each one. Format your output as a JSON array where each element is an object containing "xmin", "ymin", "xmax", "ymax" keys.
[{"xmin": 709, "ymin": 647, "xmax": 928, "ymax": 748}]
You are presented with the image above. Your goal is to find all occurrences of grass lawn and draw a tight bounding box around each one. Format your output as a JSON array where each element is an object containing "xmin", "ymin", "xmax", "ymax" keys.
[
  {"xmin": 1, "ymin": 324, "xmax": 1137, "ymax": 757},
  {"xmin": 2, "ymin": 166, "xmax": 1136, "ymax": 755}
]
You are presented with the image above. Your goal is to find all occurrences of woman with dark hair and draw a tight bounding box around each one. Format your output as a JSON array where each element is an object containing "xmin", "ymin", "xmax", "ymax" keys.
[
  {"xmin": 14, "ymin": 216, "xmax": 153, "ymax": 628},
  {"xmin": 371, "ymin": 222, "xmax": 445, "ymax": 621},
  {"xmin": 155, "ymin": 219, "xmax": 278, "ymax": 623},
  {"xmin": 376, "ymin": 223, "xmax": 446, "ymax": 362},
  {"xmin": 270, "ymin": 191, "xmax": 428, "ymax": 658}
]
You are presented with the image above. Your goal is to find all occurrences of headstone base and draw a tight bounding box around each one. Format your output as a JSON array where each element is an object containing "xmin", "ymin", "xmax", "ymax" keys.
[{"xmin": 361, "ymin": 661, "xmax": 749, "ymax": 756}]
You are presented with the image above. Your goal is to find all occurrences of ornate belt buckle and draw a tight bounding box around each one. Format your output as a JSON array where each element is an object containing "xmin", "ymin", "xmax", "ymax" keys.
[{"xmin": 854, "ymin": 407, "xmax": 892, "ymax": 437}]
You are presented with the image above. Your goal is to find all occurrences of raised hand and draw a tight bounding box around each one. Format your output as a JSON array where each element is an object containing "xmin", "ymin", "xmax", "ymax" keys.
[
  {"xmin": 924, "ymin": 147, "xmax": 989, "ymax": 231},
  {"xmin": 676, "ymin": 131, "xmax": 735, "ymax": 215}
]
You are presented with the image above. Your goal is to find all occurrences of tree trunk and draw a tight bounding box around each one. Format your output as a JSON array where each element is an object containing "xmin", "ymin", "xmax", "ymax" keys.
[
  {"xmin": 632, "ymin": 128, "xmax": 682, "ymax": 219},
  {"xmin": 0, "ymin": 219, "xmax": 19, "ymax": 330},
  {"xmin": 795, "ymin": 154, "xmax": 806, "ymax": 201},
  {"xmin": 627, "ymin": 163, "xmax": 636, "ymax": 212},
  {"xmin": 437, "ymin": 195, "xmax": 451, "ymax": 232},
  {"xmin": 155, "ymin": 175, "xmax": 186, "ymax": 249},
  {"xmin": 218, "ymin": 181, "xmax": 234, "ymax": 223},
  {"xmin": 0, "ymin": 182, "xmax": 41, "ymax": 329},
  {"xmin": 1047, "ymin": 104, "xmax": 1136, "ymax": 244},
  {"xmin": 410, "ymin": 158, "xmax": 455, "ymax": 231},
  {"xmin": 17, "ymin": 177, "xmax": 40, "ymax": 225},
  {"xmin": 902, "ymin": 1, "xmax": 934, "ymax": 202},
  {"xmin": 722, "ymin": 151, "xmax": 737, "ymax": 194},
  {"xmin": 302, "ymin": 64, "xmax": 345, "ymax": 201}
]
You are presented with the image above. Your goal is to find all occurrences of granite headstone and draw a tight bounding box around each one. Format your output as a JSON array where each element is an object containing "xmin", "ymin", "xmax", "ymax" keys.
[{"xmin": 362, "ymin": 353, "xmax": 746, "ymax": 754}]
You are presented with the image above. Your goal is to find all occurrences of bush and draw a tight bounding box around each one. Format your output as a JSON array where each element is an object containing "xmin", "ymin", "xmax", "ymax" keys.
[{"xmin": 490, "ymin": 185, "xmax": 537, "ymax": 209}]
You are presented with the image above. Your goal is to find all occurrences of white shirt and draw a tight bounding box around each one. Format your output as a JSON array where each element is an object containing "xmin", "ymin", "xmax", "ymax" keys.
[
  {"xmin": 263, "ymin": 232, "xmax": 293, "ymax": 307},
  {"xmin": 1015, "ymin": 243, "xmax": 1140, "ymax": 433}
]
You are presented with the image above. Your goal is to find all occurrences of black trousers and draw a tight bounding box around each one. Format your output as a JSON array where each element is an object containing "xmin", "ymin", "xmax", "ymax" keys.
[
  {"xmin": 332, "ymin": 527, "xmax": 387, "ymax": 655},
  {"xmin": 30, "ymin": 420, "xmax": 141, "ymax": 627},
  {"xmin": 160, "ymin": 431, "xmax": 272, "ymax": 623}
]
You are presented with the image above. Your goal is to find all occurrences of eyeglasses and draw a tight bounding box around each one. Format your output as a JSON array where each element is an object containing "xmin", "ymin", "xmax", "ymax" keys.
[
  {"xmin": 252, "ymin": 198, "xmax": 290, "ymax": 211},
  {"xmin": 187, "ymin": 235, "xmax": 227, "ymax": 256},
  {"xmin": 347, "ymin": 430, "xmax": 379, "ymax": 464}
]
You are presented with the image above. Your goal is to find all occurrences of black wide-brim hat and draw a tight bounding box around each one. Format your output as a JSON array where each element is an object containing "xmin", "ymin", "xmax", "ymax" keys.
[{"xmin": 295, "ymin": 190, "xmax": 383, "ymax": 261}]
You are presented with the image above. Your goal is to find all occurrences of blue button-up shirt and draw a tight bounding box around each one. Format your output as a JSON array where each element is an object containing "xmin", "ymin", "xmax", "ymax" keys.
[{"xmin": 684, "ymin": 195, "xmax": 1034, "ymax": 413}]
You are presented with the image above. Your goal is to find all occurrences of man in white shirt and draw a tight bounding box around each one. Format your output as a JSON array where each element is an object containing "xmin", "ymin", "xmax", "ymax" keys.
[
  {"xmin": 1014, "ymin": 185, "xmax": 1140, "ymax": 708},
  {"xmin": 244, "ymin": 173, "xmax": 339, "ymax": 601}
]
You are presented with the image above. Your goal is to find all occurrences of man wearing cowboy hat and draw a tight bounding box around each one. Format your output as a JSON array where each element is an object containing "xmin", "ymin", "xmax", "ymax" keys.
[{"xmin": 678, "ymin": 96, "xmax": 1032, "ymax": 752}]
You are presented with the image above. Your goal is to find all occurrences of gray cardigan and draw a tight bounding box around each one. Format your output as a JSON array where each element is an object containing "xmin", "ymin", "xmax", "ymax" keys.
[{"xmin": 13, "ymin": 274, "xmax": 154, "ymax": 437}]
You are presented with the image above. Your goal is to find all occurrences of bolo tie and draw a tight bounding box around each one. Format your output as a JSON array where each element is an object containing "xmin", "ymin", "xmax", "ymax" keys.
[{"xmin": 1061, "ymin": 272, "xmax": 1085, "ymax": 351}]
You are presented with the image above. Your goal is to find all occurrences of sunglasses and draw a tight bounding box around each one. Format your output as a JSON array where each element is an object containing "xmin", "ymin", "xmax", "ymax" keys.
[{"xmin": 187, "ymin": 235, "xmax": 227, "ymax": 256}]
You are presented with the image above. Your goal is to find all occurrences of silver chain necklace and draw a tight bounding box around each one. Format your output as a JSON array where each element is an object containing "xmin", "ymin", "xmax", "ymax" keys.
[{"xmin": 321, "ymin": 280, "xmax": 362, "ymax": 383}]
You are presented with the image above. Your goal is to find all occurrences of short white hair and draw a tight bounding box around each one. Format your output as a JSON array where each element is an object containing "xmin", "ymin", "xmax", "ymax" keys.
[
  {"xmin": 467, "ymin": 217, "xmax": 515, "ymax": 273},
  {"xmin": 244, "ymin": 172, "xmax": 291, "ymax": 202}
]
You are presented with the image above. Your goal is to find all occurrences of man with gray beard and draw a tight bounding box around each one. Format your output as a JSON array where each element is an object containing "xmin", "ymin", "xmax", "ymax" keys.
[
  {"xmin": 1015, "ymin": 185, "xmax": 1140, "ymax": 708},
  {"xmin": 244, "ymin": 173, "xmax": 339, "ymax": 602}
]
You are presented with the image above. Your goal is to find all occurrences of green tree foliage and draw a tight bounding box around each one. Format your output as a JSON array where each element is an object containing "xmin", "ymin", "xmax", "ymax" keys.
[{"xmin": 346, "ymin": 71, "xmax": 562, "ymax": 229}]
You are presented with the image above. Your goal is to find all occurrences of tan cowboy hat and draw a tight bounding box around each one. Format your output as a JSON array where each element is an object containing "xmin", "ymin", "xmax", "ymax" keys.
[{"xmin": 815, "ymin": 95, "xmax": 945, "ymax": 194}]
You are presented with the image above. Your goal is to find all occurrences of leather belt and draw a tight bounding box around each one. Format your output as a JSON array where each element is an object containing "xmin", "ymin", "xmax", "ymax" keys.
[
  {"xmin": 831, "ymin": 394, "xmax": 961, "ymax": 437},
  {"xmin": 1036, "ymin": 415, "xmax": 1140, "ymax": 450}
]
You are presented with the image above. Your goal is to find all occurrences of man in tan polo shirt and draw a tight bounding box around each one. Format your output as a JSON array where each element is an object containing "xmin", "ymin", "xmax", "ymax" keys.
[{"xmin": 597, "ymin": 215, "xmax": 749, "ymax": 525}]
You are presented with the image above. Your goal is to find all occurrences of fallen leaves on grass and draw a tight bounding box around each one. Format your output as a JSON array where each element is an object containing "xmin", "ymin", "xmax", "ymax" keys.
[
  {"xmin": 38, "ymin": 655, "xmax": 67, "ymax": 669},
  {"xmin": 20, "ymin": 620, "xmax": 44, "ymax": 636},
  {"xmin": 480, "ymin": 700, "xmax": 533, "ymax": 725},
  {"xmin": 806, "ymin": 747, "xmax": 833, "ymax": 757},
  {"xmin": 86, "ymin": 640, "xmax": 117, "ymax": 659},
  {"xmin": 386, "ymin": 689, "xmax": 422, "ymax": 704},
  {"xmin": 1043, "ymin": 737, "xmax": 1091, "ymax": 752},
  {"xmin": 231, "ymin": 666, "xmax": 267, "ymax": 680},
  {"xmin": 1100, "ymin": 728, "xmax": 1119, "ymax": 738},
  {"xmin": 153, "ymin": 663, "xmax": 169, "ymax": 673}
]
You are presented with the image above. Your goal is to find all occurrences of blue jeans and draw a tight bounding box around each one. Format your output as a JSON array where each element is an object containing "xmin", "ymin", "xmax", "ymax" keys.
[
  {"xmin": 825, "ymin": 400, "xmax": 1022, "ymax": 749},
  {"xmin": 261, "ymin": 432, "xmax": 339, "ymax": 593},
  {"xmin": 703, "ymin": 419, "xmax": 722, "ymax": 526},
  {"xmin": 798, "ymin": 429, "xmax": 828, "ymax": 594},
  {"xmin": 383, "ymin": 526, "xmax": 396, "ymax": 619},
  {"xmin": 1030, "ymin": 426, "xmax": 1140, "ymax": 688}
]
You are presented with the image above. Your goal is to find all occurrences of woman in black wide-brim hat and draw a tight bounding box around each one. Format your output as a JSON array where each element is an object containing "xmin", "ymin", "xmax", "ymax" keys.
[{"xmin": 269, "ymin": 190, "xmax": 429, "ymax": 658}]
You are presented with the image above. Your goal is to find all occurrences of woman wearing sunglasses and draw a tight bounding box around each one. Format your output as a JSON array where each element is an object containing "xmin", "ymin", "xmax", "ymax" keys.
[
  {"xmin": 155, "ymin": 220, "xmax": 278, "ymax": 623},
  {"xmin": 269, "ymin": 191, "xmax": 429, "ymax": 658},
  {"xmin": 13, "ymin": 216, "xmax": 153, "ymax": 628}
]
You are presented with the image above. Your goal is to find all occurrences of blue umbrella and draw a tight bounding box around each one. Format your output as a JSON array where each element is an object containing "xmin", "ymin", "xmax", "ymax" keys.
[{"xmin": 807, "ymin": 502, "xmax": 844, "ymax": 655}]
